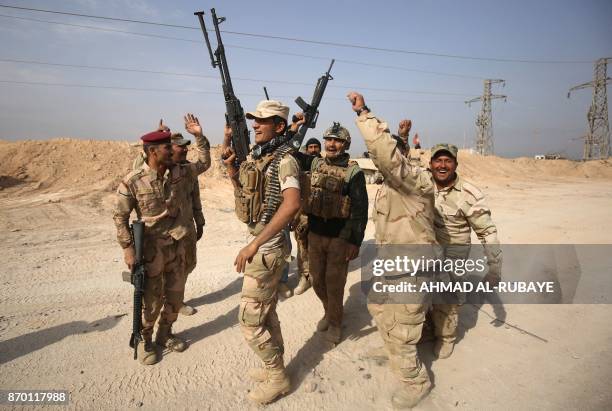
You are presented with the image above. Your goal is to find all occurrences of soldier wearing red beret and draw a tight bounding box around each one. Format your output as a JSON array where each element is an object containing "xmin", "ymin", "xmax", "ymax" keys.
[{"xmin": 113, "ymin": 113, "xmax": 211, "ymax": 365}]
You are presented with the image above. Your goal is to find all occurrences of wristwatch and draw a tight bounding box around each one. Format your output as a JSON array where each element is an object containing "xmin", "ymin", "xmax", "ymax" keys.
[{"xmin": 356, "ymin": 105, "xmax": 370, "ymax": 116}]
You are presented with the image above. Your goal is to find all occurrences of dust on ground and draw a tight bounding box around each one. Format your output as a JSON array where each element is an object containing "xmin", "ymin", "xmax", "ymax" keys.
[{"xmin": 1, "ymin": 139, "xmax": 611, "ymax": 410}]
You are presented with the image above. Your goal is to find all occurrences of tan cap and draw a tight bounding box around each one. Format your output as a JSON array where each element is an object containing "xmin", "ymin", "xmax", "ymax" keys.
[
  {"xmin": 171, "ymin": 132, "xmax": 190, "ymax": 146},
  {"xmin": 431, "ymin": 143, "xmax": 458, "ymax": 159},
  {"xmin": 246, "ymin": 100, "xmax": 289, "ymax": 121}
]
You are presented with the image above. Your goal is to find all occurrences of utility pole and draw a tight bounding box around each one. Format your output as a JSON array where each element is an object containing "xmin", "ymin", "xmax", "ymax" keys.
[
  {"xmin": 568, "ymin": 57, "xmax": 611, "ymax": 160},
  {"xmin": 466, "ymin": 79, "xmax": 507, "ymax": 155}
]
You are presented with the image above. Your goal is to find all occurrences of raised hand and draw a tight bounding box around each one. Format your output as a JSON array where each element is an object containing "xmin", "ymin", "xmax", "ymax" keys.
[
  {"xmin": 347, "ymin": 91, "xmax": 366, "ymax": 113},
  {"xmin": 290, "ymin": 112, "xmax": 306, "ymax": 132},
  {"xmin": 184, "ymin": 113, "xmax": 202, "ymax": 136},
  {"xmin": 398, "ymin": 119, "xmax": 412, "ymax": 137}
]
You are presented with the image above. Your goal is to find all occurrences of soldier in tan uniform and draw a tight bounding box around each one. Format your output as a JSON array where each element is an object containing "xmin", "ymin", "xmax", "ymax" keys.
[
  {"xmin": 222, "ymin": 100, "xmax": 301, "ymax": 404},
  {"xmin": 304, "ymin": 124, "xmax": 368, "ymax": 344},
  {"xmin": 169, "ymin": 133, "xmax": 206, "ymax": 316},
  {"xmin": 348, "ymin": 92, "xmax": 437, "ymax": 409},
  {"xmin": 113, "ymin": 113, "xmax": 211, "ymax": 365},
  {"xmin": 427, "ymin": 143, "xmax": 502, "ymax": 358}
]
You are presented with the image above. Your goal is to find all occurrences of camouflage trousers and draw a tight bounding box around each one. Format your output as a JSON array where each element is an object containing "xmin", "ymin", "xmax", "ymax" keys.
[
  {"xmin": 430, "ymin": 304, "xmax": 459, "ymax": 343},
  {"xmin": 184, "ymin": 233, "xmax": 197, "ymax": 275},
  {"xmin": 141, "ymin": 235, "xmax": 187, "ymax": 340},
  {"xmin": 239, "ymin": 248, "xmax": 287, "ymax": 366},
  {"xmin": 308, "ymin": 232, "xmax": 350, "ymax": 327},
  {"xmin": 368, "ymin": 303, "xmax": 430, "ymax": 387},
  {"xmin": 294, "ymin": 213, "xmax": 310, "ymax": 280}
]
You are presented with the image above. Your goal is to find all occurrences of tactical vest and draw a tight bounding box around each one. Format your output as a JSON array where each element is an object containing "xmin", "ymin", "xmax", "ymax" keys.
[
  {"xmin": 305, "ymin": 157, "xmax": 359, "ymax": 219},
  {"xmin": 234, "ymin": 144, "xmax": 294, "ymax": 233}
]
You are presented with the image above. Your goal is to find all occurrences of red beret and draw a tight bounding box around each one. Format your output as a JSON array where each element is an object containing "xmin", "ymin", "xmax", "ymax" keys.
[{"xmin": 141, "ymin": 130, "xmax": 171, "ymax": 144}]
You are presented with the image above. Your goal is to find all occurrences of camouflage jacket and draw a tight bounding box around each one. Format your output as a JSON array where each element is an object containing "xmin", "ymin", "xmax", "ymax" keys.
[
  {"xmin": 113, "ymin": 134, "xmax": 211, "ymax": 248},
  {"xmin": 407, "ymin": 142, "xmax": 502, "ymax": 276},
  {"xmin": 132, "ymin": 153, "xmax": 205, "ymax": 228},
  {"xmin": 432, "ymin": 175, "xmax": 502, "ymax": 276},
  {"xmin": 356, "ymin": 112, "xmax": 437, "ymax": 245}
]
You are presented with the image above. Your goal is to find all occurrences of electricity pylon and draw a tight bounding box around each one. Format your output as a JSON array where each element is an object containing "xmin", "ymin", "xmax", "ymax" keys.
[
  {"xmin": 568, "ymin": 57, "xmax": 611, "ymax": 160},
  {"xmin": 465, "ymin": 79, "xmax": 507, "ymax": 155}
]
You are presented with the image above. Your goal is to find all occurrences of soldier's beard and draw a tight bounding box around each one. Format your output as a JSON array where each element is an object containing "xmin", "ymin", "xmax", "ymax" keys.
[{"xmin": 433, "ymin": 170, "xmax": 456, "ymax": 187}]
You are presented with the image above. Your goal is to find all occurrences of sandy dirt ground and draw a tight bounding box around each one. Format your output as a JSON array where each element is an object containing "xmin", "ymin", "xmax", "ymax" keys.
[{"xmin": 1, "ymin": 140, "xmax": 611, "ymax": 410}]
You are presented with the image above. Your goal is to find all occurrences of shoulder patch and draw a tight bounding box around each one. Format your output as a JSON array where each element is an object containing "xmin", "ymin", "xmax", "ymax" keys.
[{"xmin": 460, "ymin": 179, "xmax": 484, "ymax": 200}]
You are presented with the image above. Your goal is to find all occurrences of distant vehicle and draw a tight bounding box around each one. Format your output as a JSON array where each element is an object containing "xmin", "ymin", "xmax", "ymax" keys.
[{"xmin": 534, "ymin": 153, "xmax": 566, "ymax": 160}]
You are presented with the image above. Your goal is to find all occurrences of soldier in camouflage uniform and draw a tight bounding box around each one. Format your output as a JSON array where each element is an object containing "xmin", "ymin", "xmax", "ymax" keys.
[
  {"xmin": 113, "ymin": 113, "xmax": 211, "ymax": 365},
  {"xmin": 222, "ymin": 100, "xmax": 301, "ymax": 404},
  {"xmin": 304, "ymin": 124, "xmax": 368, "ymax": 344},
  {"xmin": 349, "ymin": 92, "xmax": 437, "ymax": 409},
  {"xmin": 169, "ymin": 133, "xmax": 206, "ymax": 316},
  {"xmin": 427, "ymin": 142, "xmax": 502, "ymax": 359}
]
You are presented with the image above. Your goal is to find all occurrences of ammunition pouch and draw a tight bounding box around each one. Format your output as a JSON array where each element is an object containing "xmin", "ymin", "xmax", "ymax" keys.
[{"xmin": 235, "ymin": 155, "xmax": 274, "ymax": 224}]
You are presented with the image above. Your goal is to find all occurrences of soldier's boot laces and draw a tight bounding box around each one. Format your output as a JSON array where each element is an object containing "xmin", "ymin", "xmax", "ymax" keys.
[
  {"xmin": 137, "ymin": 339, "xmax": 160, "ymax": 366},
  {"xmin": 362, "ymin": 346, "xmax": 389, "ymax": 362},
  {"xmin": 247, "ymin": 361, "xmax": 290, "ymax": 404},
  {"xmin": 179, "ymin": 304, "xmax": 196, "ymax": 316},
  {"xmin": 325, "ymin": 325, "xmax": 342, "ymax": 344},
  {"xmin": 434, "ymin": 338, "xmax": 454, "ymax": 359},
  {"xmin": 278, "ymin": 282, "xmax": 293, "ymax": 299},
  {"xmin": 155, "ymin": 325, "xmax": 187, "ymax": 352},
  {"xmin": 293, "ymin": 276, "xmax": 311, "ymax": 295},
  {"xmin": 391, "ymin": 381, "xmax": 432, "ymax": 409},
  {"xmin": 316, "ymin": 316, "xmax": 329, "ymax": 332}
]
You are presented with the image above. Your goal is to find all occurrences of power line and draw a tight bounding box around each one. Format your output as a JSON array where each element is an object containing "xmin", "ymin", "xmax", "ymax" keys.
[
  {"xmin": 0, "ymin": 79, "xmax": 465, "ymax": 103},
  {"xmin": 0, "ymin": 13, "xmax": 483, "ymax": 80},
  {"xmin": 0, "ymin": 3, "xmax": 594, "ymax": 64},
  {"xmin": 0, "ymin": 57, "xmax": 473, "ymax": 96}
]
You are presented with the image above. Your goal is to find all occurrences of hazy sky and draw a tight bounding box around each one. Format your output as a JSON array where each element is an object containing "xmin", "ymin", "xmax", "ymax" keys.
[{"xmin": 0, "ymin": 0, "xmax": 611, "ymax": 158}]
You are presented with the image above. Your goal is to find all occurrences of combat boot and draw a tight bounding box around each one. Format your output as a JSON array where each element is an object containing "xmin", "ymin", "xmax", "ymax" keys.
[
  {"xmin": 293, "ymin": 276, "xmax": 311, "ymax": 295},
  {"xmin": 278, "ymin": 282, "xmax": 293, "ymax": 299},
  {"xmin": 179, "ymin": 304, "xmax": 196, "ymax": 316},
  {"xmin": 155, "ymin": 325, "xmax": 187, "ymax": 352},
  {"xmin": 316, "ymin": 316, "xmax": 329, "ymax": 332},
  {"xmin": 247, "ymin": 359, "xmax": 291, "ymax": 404},
  {"xmin": 248, "ymin": 367, "xmax": 269, "ymax": 382},
  {"xmin": 137, "ymin": 339, "xmax": 159, "ymax": 366},
  {"xmin": 391, "ymin": 380, "xmax": 432, "ymax": 409},
  {"xmin": 433, "ymin": 338, "xmax": 454, "ymax": 359},
  {"xmin": 325, "ymin": 325, "xmax": 342, "ymax": 344}
]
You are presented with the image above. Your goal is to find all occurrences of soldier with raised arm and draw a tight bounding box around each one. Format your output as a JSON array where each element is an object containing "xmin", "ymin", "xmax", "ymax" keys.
[{"xmin": 349, "ymin": 92, "xmax": 436, "ymax": 409}]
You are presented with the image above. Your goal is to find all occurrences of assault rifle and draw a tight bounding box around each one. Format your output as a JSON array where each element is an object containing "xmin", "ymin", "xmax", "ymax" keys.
[
  {"xmin": 122, "ymin": 220, "xmax": 145, "ymax": 360},
  {"xmin": 195, "ymin": 9, "xmax": 250, "ymax": 165},
  {"xmin": 289, "ymin": 60, "xmax": 335, "ymax": 150}
]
